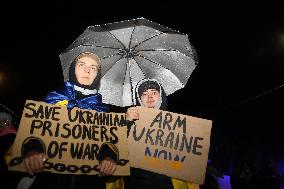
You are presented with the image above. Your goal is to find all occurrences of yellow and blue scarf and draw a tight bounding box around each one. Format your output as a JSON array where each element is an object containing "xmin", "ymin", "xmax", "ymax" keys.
[{"xmin": 44, "ymin": 81, "xmax": 109, "ymax": 112}]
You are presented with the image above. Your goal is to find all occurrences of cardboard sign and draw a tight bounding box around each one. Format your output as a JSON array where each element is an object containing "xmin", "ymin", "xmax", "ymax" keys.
[
  {"xmin": 128, "ymin": 107, "xmax": 212, "ymax": 184},
  {"xmin": 9, "ymin": 100, "xmax": 129, "ymax": 175}
]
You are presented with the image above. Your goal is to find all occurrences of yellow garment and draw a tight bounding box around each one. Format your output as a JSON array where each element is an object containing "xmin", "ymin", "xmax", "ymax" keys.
[
  {"xmin": 171, "ymin": 178, "xmax": 199, "ymax": 189},
  {"xmin": 106, "ymin": 177, "xmax": 199, "ymax": 189},
  {"xmin": 106, "ymin": 177, "xmax": 123, "ymax": 189}
]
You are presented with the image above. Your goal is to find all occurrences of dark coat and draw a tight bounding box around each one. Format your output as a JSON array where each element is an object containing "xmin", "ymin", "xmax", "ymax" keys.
[{"xmin": 124, "ymin": 79, "xmax": 174, "ymax": 189}]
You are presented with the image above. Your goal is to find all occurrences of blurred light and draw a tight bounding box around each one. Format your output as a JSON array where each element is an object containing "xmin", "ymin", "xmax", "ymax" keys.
[
  {"xmin": 217, "ymin": 175, "xmax": 232, "ymax": 189},
  {"xmin": 207, "ymin": 158, "xmax": 212, "ymax": 164},
  {"xmin": 277, "ymin": 158, "xmax": 284, "ymax": 174},
  {"xmin": 277, "ymin": 34, "xmax": 284, "ymax": 48},
  {"xmin": 0, "ymin": 71, "xmax": 5, "ymax": 85}
]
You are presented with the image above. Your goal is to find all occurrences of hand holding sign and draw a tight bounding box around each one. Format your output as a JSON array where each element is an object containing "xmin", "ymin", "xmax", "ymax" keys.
[
  {"xmin": 128, "ymin": 106, "xmax": 212, "ymax": 184},
  {"xmin": 126, "ymin": 107, "xmax": 139, "ymax": 121},
  {"xmin": 98, "ymin": 157, "xmax": 117, "ymax": 176},
  {"xmin": 23, "ymin": 152, "xmax": 47, "ymax": 175},
  {"xmin": 9, "ymin": 100, "xmax": 130, "ymax": 176}
]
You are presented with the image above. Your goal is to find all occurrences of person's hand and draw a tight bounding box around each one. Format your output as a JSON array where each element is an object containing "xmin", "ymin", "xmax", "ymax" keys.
[
  {"xmin": 97, "ymin": 157, "xmax": 117, "ymax": 176},
  {"xmin": 23, "ymin": 152, "xmax": 47, "ymax": 176},
  {"xmin": 126, "ymin": 106, "xmax": 139, "ymax": 121}
]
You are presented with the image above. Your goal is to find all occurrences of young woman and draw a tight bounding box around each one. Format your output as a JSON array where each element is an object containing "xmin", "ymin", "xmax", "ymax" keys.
[{"xmin": 22, "ymin": 52, "xmax": 117, "ymax": 189}]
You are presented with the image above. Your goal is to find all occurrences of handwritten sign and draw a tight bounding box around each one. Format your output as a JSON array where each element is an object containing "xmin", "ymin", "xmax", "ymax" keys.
[
  {"xmin": 9, "ymin": 100, "xmax": 129, "ymax": 175},
  {"xmin": 128, "ymin": 107, "xmax": 212, "ymax": 184}
]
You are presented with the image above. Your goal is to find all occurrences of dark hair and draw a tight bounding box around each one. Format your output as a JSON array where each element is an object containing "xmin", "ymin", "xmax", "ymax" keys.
[
  {"xmin": 136, "ymin": 79, "xmax": 167, "ymax": 110},
  {"xmin": 137, "ymin": 80, "xmax": 160, "ymax": 97}
]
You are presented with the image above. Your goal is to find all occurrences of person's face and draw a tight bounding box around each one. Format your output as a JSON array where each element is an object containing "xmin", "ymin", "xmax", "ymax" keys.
[
  {"xmin": 75, "ymin": 56, "xmax": 99, "ymax": 86},
  {"xmin": 140, "ymin": 89, "xmax": 160, "ymax": 108}
]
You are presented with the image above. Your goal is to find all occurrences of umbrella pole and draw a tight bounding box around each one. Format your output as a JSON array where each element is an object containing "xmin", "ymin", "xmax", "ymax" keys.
[
  {"xmin": 128, "ymin": 58, "xmax": 137, "ymax": 107},
  {"xmin": 122, "ymin": 59, "xmax": 136, "ymax": 107},
  {"xmin": 132, "ymin": 84, "xmax": 136, "ymax": 106}
]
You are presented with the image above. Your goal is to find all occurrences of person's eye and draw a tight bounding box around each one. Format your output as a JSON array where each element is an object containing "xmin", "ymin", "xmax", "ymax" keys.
[
  {"xmin": 91, "ymin": 67, "xmax": 96, "ymax": 70},
  {"xmin": 79, "ymin": 63, "xmax": 84, "ymax": 67}
]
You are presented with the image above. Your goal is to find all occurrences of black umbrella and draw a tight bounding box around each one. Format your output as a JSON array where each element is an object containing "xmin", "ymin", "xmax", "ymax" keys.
[{"xmin": 59, "ymin": 18, "xmax": 198, "ymax": 107}]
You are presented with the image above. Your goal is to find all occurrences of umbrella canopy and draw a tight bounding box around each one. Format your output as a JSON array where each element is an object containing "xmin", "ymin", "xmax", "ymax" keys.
[{"xmin": 59, "ymin": 17, "xmax": 198, "ymax": 107}]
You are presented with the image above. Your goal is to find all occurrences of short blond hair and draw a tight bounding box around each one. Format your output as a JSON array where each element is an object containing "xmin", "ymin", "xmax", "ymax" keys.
[{"xmin": 74, "ymin": 52, "xmax": 101, "ymax": 68}]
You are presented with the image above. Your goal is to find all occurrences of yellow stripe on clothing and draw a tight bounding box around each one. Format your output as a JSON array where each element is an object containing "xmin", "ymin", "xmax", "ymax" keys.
[
  {"xmin": 55, "ymin": 100, "xmax": 68, "ymax": 107},
  {"xmin": 106, "ymin": 177, "xmax": 124, "ymax": 189},
  {"xmin": 172, "ymin": 178, "xmax": 200, "ymax": 189}
]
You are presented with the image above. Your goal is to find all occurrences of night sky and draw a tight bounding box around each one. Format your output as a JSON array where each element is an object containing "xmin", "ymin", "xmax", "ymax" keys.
[{"xmin": 1, "ymin": 2, "xmax": 284, "ymax": 173}]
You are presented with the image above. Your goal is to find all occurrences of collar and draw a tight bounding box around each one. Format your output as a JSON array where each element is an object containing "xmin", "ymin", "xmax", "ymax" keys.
[{"xmin": 74, "ymin": 85, "xmax": 97, "ymax": 95}]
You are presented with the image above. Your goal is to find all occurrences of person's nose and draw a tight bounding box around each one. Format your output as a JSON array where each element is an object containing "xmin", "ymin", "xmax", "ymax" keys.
[
  {"xmin": 84, "ymin": 66, "xmax": 91, "ymax": 73},
  {"xmin": 147, "ymin": 93, "xmax": 153, "ymax": 98}
]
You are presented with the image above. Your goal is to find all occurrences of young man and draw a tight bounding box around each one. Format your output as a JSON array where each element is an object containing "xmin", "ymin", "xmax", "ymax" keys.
[
  {"xmin": 125, "ymin": 78, "xmax": 199, "ymax": 189},
  {"xmin": 22, "ymin": 52, "xmax": 117, "ymax": 189}
]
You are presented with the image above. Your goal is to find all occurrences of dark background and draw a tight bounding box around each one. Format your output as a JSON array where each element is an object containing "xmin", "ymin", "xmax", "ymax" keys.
[{"xmin": 1, "ymin": 1, "xmax": 284, "ymax": 176}]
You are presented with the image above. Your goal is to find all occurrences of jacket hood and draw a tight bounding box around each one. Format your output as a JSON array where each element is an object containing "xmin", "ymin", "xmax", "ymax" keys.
[{"xmin": 135, "ymin": 78, "xmax": 167, "ymax": 110}]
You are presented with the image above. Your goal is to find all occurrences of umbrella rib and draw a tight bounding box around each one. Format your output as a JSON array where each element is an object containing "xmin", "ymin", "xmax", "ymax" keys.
[
  {"xmin": 72, "ymin": 44, "xmax": 123, "ymax": 51},
  {"xmin": 101, "ymin": 52, "xmax": 122, "ymax": 59},
  {"xmin": 63, "ymin": 44, "xmax": 124, "ymax": 57},
  {"xmin": 135, "ymin": 54, "xmax": 169, "ymax": 70},
  {"xmin": 132, "ymin": 33, "xmax": 164, "ymax": 50},
  {"xmin": 103, "ymin": 56, "xmax": 124, "ymax": 76},
  {"xmin": 128, "ymin": 25, "xmax": 136, "ymax": 50},
  {"xmin": 64, "ymin": 44, "xmax": 125, "ymax": 60},
  {"xmin": 132, "ymin": 57, "xmax": 147, "ymax": 78},
  {"xmin": 105, "ymin": 30, "xmax": 127, "ymax": 49},
  {"xmin": 137, "ymin": 49, "xmax": 194, "ymax": 61},
  {"xmin": 89, "ymin": 45, "xmax": 122, "ymax": 50},
  {"xmin": 122, "ymin": 58, "xmax": 130, "ymax": 92},
  {"xmin": 134, "ymin": 55, "xmax": 184, "ymax": 85},
  {"xmin": 127, "ymin": 57, "xmax": 147, "ymax": 104}
]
